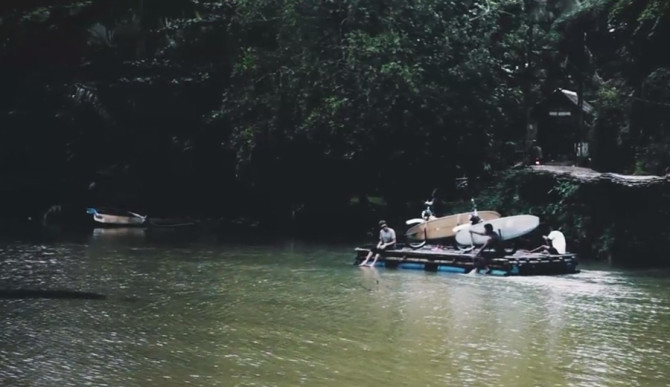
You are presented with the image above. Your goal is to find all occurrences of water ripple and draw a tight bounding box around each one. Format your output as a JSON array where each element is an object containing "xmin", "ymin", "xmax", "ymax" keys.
[{"xmin": 2, "ymin": 240, "xmax": 670, "ymax": 386}]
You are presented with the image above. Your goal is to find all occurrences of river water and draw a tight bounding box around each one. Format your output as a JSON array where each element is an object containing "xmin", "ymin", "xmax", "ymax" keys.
[{"xmin": 1, "ymin": 228, "xmax": 670, "ymax": 387}]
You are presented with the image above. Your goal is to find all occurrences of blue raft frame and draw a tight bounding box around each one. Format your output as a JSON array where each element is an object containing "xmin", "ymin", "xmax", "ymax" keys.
[{"xmin": 354, "ymin": 244, "xmax": 579, "ymax": 276}]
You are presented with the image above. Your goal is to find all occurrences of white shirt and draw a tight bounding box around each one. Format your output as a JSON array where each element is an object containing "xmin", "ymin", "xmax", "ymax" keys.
[
  {"xmin": 379, "ymin": 228, "xmax": 396, "ymax": 244},
  {"xmin": 547, "ymin": 230, "xmax": 566, "ymax": 254}
]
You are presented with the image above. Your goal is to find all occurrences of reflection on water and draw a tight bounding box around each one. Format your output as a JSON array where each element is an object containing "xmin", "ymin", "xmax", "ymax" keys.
[
  {"xmin": 1, "ymin": 232, "xmax": 670, "ymax": 386},
  {"xmin": 92, "ymin": 227, "xmax": 146, "ymax": 239}
]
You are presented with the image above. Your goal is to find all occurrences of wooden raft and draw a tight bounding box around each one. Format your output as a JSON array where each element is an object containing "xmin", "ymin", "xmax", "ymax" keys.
[{"xmin": 353, "ymin": 245, "xmax": 579, "ymax": 276}]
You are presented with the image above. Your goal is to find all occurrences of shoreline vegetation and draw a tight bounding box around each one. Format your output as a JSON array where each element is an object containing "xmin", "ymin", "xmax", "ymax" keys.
[
  {"xmin": 2, "ymin": 166, "xmax": 668, "ymax": 268},
  {"xmin": 1, "ymin": 2, "xmax": 669, "ymax": 269}
]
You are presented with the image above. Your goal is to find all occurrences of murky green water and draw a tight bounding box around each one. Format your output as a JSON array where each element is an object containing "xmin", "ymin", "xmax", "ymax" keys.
[{"xmin": 2, "ymin": 228, "xmax": 670, "ymax": 386}]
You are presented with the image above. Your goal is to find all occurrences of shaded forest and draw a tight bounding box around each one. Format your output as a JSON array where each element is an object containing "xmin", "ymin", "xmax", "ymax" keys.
[{"xmin": 1, "ymin": 0, "xmax": 669, "ymax": 245}]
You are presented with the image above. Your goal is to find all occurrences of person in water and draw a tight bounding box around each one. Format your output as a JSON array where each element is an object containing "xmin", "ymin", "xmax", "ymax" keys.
[
  {"xmin": 359, "ymin": 220, "xmax": 396, "ymax": 267},
  {"xmin": 530, "ymin": 225, "xmax": 566, "ymax": 254},
  {"xmin": 469, "ymin": 223, "xmax": 505, "ymax": 273}
]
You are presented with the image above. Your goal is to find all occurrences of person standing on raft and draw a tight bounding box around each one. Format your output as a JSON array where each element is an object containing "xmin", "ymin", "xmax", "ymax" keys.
[{"xmin": 469, "ymin": 223, "xmax": 505, "ymax": 274}]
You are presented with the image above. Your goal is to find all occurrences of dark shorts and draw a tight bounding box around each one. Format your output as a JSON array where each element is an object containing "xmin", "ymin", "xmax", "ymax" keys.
[
  {"xmin": 547, "ymin": 247, "xmax": 559, "ymax": 255},
  {"xmin": 370, "ymin": 244, "xmax": 395, "ymax": 254},
  {"xmin": 475, "ymin": 249, "xmax": 504, "ymax": 269}
]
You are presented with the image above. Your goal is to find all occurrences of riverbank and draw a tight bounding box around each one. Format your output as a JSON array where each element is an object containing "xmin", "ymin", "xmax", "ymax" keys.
[{"xmin": 2, "ymin": 165, "xmax": 668, "ymax": 268}]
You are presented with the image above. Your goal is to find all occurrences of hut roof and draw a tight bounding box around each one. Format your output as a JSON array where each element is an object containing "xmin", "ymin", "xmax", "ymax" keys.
[
  {"xmin": 532, "ymin": 88, "xmax": 594, "ymax": 117},
  {"xmin": 557, "ymin": 88, "xmax": 594, "ymax": 114}
]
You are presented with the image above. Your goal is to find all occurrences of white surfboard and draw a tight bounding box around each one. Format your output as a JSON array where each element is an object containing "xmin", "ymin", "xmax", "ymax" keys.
[{"xmin": 454, "ymin": 215, "xmax": 540, "ymax": 246}]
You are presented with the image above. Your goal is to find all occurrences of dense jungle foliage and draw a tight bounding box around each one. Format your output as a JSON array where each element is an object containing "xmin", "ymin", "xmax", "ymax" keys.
[{"xmin": 1, "ymin": 1, "xmax": 669, "ymax": 262}]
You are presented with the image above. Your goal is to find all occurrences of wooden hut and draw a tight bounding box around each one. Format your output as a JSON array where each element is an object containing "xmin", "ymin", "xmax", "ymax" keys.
[{"xmin": 529, "ymin": 88, "xmax": 594, "ymax": 164}]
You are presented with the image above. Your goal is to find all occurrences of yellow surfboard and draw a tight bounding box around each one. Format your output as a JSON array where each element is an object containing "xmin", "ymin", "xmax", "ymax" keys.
[{"xmin": 405, "ymin": 211, "xmax": 501, "ymax": 240}]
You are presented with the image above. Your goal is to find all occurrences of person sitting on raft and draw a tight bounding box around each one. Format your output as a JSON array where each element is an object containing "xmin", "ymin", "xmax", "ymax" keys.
[
  {"xmin": 529, "ymin": 225, "xmax": 566, "ymax": 254},
  {"xmin": 469, "ymin": 223, "xmax": 505, "ymax": 274},
  {"xmin": 359, "ymin": 220, "xmax": 396, "ymax": 267}
]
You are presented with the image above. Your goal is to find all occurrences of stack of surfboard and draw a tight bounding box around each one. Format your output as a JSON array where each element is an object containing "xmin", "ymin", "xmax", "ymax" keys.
[
  {"xmin": 405, "ymin": 211, "xmax": 500, "ymax": 240},
  {"xmin": 405, "ymin": 211, "xmax": 540, "ymax": 246}
]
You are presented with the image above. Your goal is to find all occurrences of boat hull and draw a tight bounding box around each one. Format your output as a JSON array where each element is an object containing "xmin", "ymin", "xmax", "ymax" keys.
[{"xmin": 87, "ymin": 208, "xmax": 147, "ymax": 227}]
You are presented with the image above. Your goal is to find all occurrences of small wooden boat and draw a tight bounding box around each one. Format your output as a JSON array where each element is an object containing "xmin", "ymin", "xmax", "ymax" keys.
[{"xmin": 86, "ymin": 208, "xmax": 147, "ymax": 227}]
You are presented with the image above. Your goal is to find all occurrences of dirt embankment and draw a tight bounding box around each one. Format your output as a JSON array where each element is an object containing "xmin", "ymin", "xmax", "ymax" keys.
[{"xmin": 529, "ymin": 165, "xmax": 670, "ymax": 188}]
